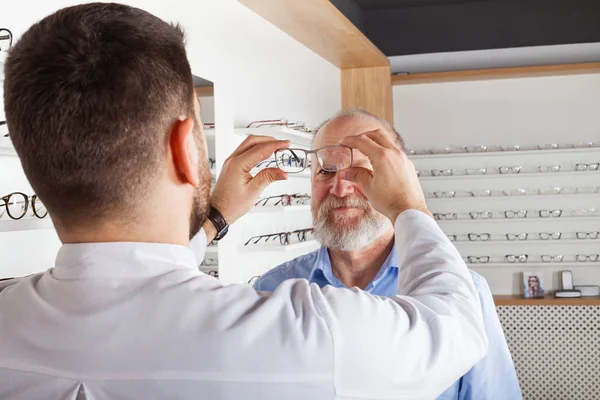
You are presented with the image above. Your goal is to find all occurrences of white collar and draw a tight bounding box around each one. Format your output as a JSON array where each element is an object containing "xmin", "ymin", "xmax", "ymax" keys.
[{"xmin": 52, "ymin": 242, "xmax": 198, "ymax": 279}]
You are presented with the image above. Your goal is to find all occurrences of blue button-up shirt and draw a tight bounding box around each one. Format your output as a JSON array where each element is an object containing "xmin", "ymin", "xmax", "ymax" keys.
[{"xmin": 254, "ymin": 245, "xmax": 522, "ymax": 400}]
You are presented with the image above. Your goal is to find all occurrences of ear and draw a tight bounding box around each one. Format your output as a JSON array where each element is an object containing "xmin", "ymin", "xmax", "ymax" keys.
[{"xmin": 168, "ymin": 116, "xmax": 200, "ymax": 187}]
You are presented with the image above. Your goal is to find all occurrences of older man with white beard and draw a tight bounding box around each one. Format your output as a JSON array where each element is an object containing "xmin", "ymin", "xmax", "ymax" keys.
[{"xmin": 254, "ymin": 108, "xmax": 522, "ymax": 400}]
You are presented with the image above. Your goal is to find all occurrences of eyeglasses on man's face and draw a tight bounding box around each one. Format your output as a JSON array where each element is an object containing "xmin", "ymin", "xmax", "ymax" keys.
[
  {"xmin": 0, "ymin": 192, "xmax": 48, "ymax": 220},
  {"xmin": 274, "ymin": 145, "xmax": 353, "ymax": 175}
]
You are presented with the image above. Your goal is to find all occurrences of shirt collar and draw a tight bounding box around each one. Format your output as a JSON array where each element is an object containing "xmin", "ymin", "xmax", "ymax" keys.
[
  {"xmin": 308, "ymin": 242, "xmax": 399, "ymax": 289},
  {"xmin": 52, "ymin": 242, "xmax": 198, "ymax": 279}
]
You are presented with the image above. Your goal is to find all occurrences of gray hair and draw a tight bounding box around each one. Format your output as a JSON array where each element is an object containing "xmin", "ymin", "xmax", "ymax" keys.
[{"xmin": 314, "ymin": 108, "xmax": 404, "ymax": 149}]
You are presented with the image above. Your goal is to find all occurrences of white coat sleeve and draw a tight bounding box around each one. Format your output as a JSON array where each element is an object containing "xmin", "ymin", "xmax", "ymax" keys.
[{"xmin": 311, "ymin": 210, "xmax": 488, "ymax": 399}]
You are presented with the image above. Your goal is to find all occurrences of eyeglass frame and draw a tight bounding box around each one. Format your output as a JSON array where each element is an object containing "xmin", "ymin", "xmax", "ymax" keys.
[
  {"xmin": 0, "ymin": 29, "xmax": 13, "ymax": 52},
  {"xmin": 255, "ymin": 194, "xmax": 311, "ymax": 207},
  {"xmin": 0, "ymin": 192, "xmax": 48, "ymax": 220},
  {"xmin": 244, "ymin": 228, "xmax": 314, "ymax": 246},
  {"xmin": 274, "ymin": 145, "xmax": 353, "ymax": 174}
]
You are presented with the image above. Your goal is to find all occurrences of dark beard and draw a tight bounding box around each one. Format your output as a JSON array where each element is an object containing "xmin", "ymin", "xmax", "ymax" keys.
[{"xmin": 188, "ymin": 129, "xmax": 212, "ymax": 240}]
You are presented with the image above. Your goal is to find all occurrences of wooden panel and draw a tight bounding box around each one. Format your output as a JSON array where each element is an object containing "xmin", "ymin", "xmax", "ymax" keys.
[
  {"xmin": 239, "ymin": 0, "xmax": 388, "ymax": 69},
  {"xmin": 494, "ymin": 294, "xmax": 600, "ymax": 306},
  {"xmin": 392, "ymin": 62, "xmax": 600, "ymax": 85},
  {"xmin": 194, "ymin": 86, "xmax": 214, "ymax": 96},
  {"xmin": 342, "ymin": 65, "xmax": 393, "ymax": 123}
]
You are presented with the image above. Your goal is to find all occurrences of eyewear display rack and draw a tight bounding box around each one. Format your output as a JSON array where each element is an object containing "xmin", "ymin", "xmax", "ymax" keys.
[
  {"xmin": 411, "ymin": 146, "xmax": 600, "ymax": 294},
  {"xmin": 213, "ymin": 125, "xmax": 318, "ymax": 284}
]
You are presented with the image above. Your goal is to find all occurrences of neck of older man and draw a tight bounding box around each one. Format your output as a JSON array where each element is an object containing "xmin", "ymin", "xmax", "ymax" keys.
[{"xmin": 328, "ymin": 228, "xmax": 395, "ymax": 290}]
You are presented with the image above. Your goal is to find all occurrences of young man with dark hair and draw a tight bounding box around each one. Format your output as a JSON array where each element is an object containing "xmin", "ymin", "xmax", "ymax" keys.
[{"xmin": 0, "ymin": 3, "xmax": 487, "ymax": 399}]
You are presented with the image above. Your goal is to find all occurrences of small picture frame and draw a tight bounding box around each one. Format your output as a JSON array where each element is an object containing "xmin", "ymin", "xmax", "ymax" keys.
[{"xmin": 523, "ymin": 272, "xmax": 545, "ymax": 298}]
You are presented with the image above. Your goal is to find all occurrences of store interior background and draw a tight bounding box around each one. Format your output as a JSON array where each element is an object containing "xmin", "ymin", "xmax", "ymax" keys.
[{"xmin": 2, "ymin": 1, "xmax": 600, "ymax": 399}]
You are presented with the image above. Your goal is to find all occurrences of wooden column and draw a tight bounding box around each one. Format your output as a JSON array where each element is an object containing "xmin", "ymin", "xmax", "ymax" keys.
[
  {"xmin": 239, "ymin": 0, "xmax": 393, "ymax": 124},
  {"xmin": 342, "ymin": 65, "xmax": 393, "ymax": 124}
]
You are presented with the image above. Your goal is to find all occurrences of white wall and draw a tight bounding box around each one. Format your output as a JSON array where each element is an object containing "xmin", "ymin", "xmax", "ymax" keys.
[
  {"xmin": 0, "ymin": 0, "xmax": 341, "ymax": 280},
  {"xmin": 394, "ymin": 74, "xmax": 600, "ymax": 295}
]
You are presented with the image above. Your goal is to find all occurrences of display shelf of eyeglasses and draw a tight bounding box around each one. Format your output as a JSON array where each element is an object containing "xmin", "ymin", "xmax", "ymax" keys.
[
  {"xmin": 205, "ymin": 244, "xmax": 218, "ymax": 255},
  {"xmin": 237, "ymin": 119, "xmax": 314, "ymax": 146},
  {"xmin": 250, "ymin": 194, "xmax": 311, "ymax": 213},
  {"xmin": 465, "ymin": 260, "xmax": 600, "ymax": 268},
  {"xmin": 438, "ymin": 217, "xmax": 600, "ymax": 237},
  {"xmin": 408, "ymin": 143, "xmax": 599, "ymax": 159},
  {"xmin": 420, "ymin": 174, "xmax": 600, "ymax": 195},
  {"xmin": 453, "ymin": 240, "xmax": 596, "ymax": 255}
]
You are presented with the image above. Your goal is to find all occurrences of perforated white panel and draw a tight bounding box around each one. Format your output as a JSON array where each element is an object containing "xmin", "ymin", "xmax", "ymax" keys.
[{"xmin": 497, "ymin": 306, "xmax": 600, "ymax": 400}]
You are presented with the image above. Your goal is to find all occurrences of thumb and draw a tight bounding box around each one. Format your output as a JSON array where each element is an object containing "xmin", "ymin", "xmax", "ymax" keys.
[
  {"xmin": 249, "ymin": 168, "xmax": 288, "ymax": 194},
  {"xmin": 340, "ymin": 167, "xmax": 373, "ymax": 190}
]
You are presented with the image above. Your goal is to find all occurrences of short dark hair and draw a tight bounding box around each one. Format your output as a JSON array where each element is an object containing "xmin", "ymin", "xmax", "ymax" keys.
[{"xmin": 3, "ymin": 3, "xmax": 195, "ymax": 225}]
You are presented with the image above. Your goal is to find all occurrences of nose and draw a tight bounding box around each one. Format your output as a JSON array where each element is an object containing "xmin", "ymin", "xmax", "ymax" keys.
[{"xmin": 330, "ymin": 173, "xmax": 355, "ymax": 198}]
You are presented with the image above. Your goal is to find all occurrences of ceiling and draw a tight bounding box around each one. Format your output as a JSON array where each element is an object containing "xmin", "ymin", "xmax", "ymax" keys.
[{"xmin": 332, "ymin": 0, "xmax": 600, "ymax": 59}]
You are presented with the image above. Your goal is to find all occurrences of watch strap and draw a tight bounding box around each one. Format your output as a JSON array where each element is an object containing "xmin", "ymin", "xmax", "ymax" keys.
[{"xmin": 207, "ymin": 206, "xmax": 229, "ymax": 241}]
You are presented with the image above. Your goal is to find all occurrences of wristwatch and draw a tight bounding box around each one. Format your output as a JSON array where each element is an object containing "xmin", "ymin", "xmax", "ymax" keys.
[{"xmin": 207, "ymin": 205, "xmax": 229, "ymax": 241}]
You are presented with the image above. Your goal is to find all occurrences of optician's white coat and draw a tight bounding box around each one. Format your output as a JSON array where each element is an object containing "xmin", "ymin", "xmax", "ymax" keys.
[{"xmin": 0, "ymin": 210, "xmax": 487, "ymax": 400}]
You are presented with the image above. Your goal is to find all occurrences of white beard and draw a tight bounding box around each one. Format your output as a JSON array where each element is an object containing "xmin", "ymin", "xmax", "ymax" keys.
[{"xmin": 312, "ymin": 196, "xmax": 392, "ymax": 251}]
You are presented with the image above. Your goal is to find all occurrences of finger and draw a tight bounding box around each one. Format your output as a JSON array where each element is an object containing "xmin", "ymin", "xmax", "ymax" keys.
[
  {"xmin": 230, "ymin": 135, "xmax": 289, "ymax": 158},
  {"xmin": 249, "ymin": 168, "xmax": 288, "ymax": 194},
  {"xmin": 361, "ymin": 129, "xmax": 398, "ymax": 151},
  {"xmin": 339, "ymin": 133, "xmax": 385, "ymax": 162},
  {"xmin": 339, "ymin": 166, "xmax": 373, "ymax": 190},
  {"xmin": 234, "ymin": 140, "xmax": 291, "ymax": 171}
]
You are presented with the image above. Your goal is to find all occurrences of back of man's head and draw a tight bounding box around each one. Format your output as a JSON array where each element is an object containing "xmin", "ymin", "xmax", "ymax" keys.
[{"xmin": 3, "ymin": 3, "xmax": 195, "ymax": 228}]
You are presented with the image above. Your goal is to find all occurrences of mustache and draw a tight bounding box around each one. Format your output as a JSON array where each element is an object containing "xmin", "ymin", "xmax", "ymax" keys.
[{"xmin": 317, "ymin": 195, "xmax": 370, "ymax": 219}]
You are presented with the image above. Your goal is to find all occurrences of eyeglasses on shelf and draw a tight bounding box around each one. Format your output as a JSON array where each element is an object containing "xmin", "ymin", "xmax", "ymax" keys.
[
  {"xmin": 246, "ymin": 118, "xmax": 311, "ymax": 132},
  {"xmin": 465, "ymin": 168, "xmax": 487, "ymax": 175},
  {"xmin": 507, "ymin": 233, "xmax": 529, "ymax": 241},
  {"xmin": 503, "ymin": 189, "xmax": 529, "ymax": 196},
  {"xmin": 0, "ymin": 192, "xmax": 48, "ymax": 220},
  {"xmin": 431, "ymin": 169, "xmax": 453, "ymax": 177},
  {"xmin": 200, "ymin": 258, "xmax": 218, "ymax": 266},
  {"xmin": 504, "ymin": 210, "xmax": 528, "ymax": 219},
  {"xmin": 434, "ymin": 213, "xmax": 457, "ymax": 221},
  {"xmin": 498, "ymin": 166, "xmax": 522, "ymax": 174},
  {"xmin": 208, "ymin": 158, "xmax": 216, "ymax": 169},
  {"xmin": 447, "ymin": 235, "xmax": 458, "ymax": 242},
  {"xmin": 538, "ymin": 209, "xmax": 562, "ymax": 218},
  {"xmin": 469, "ymin": 211, "xmax": 492, "ymax": 220},
  {"xmin": 576, "ymin": 254, "xmax": 599, "ymax": 262},
  {"xmin": 539, "ymin": 232, "xmax": 562, "ymax": 240},
  {"xmin": 466, "ymin": 256, "xmax": 490, "ymax": 264},
  {"xmin": 255, "ymin": 194, "xmax": 311, "ymax": 207},
  {"xmin": 244, "ymin": 228, "xmax": 314, "ymax": 246},
  {"xmin": 575, "ymin": 163, "xmax": 599, "ymax": 172},
  {"xmin": 541, "ymin": 255, "xmax": 564, "ymax": 263},
  {"xmin": 538, "ymin": 187, "xmax": 563, "ymax": 195},
  {"xmin": 433, "ymin": 191, "xmax": 456, "ymax": 198},
  {"xmin": 576, "ymin": 232, "xmax": 599, "ymax": 239},
  {"xmin": 538, "ymin": 165, "xmax": 562, "ymax": 173},
  {"xmin": 465, "ymin": 146, "xmax": 488, "ymax": 153},
  {"xmin": 274, "ymin": 145, "xmax": 352, "ymax": 174},
  {"xmin": 506, "ymin": 254, "xmax": 528, "ymax": 263},
  {"xmin": 571, "ymin": 208, "xmax": 598, "ymax": 217},
  {"xmin": 468, "ymin": 233, "xmax": 490, "ymax": 241},
  {"xmin": 0, "ymin": 28, "xmax": 12, "ymax": 52},
  {"xmin": 469, "ymin": 190, "xmax": 493, "ymax": 197}
]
